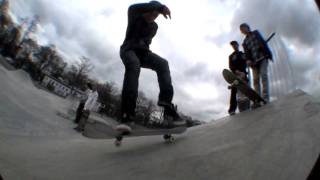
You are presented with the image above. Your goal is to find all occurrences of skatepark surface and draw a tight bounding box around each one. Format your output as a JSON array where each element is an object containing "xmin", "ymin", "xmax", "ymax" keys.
[{"xmin": 1, "ymin": 61, "xmax": 320, "ymax": 180}]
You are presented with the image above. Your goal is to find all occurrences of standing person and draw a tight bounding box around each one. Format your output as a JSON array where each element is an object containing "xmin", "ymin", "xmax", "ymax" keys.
[
  {"xmin": 74, "ymin": 83, "xmax": 91, "ymax": 124},
  {"xmin": 228, "ymin": 41, "xmax": 249, "ymax": 115},
  {"xmin": 74, "ymin": 83, "xmax": 99, "ymax": 132},
  {"xmin": 240, "ymin": 23, "xmax": 273, "ymax": 103},
  {"xmin": 118, "ymin": 1, "xmax": 185, "ymax": 132}
]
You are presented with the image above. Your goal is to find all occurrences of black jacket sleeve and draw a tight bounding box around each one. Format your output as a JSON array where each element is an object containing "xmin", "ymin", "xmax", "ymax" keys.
[
  {"xmin": 229, "ymin": 54, "xmax": 236, "ymax": 73},
  {"xmin": 128, "ymin": 1, "xmax": 165, "ymax": 19}
]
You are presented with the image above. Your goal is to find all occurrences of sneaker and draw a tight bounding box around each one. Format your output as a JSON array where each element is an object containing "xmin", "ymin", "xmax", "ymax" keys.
[
  {"xmin": 115, "ymin": 123, "xmax": 132, "ymax": 135},
  {"xmin": 252, "ymin": 102, "xmax": 261, "ymax": 109},
  {"xmin": 115, "ymin": 114, "xmax": 135, "ymax": 134},
  {"xmin": 74, "ymin": 126, "xmax": 84, "ymax": 132},
  {"xmin": 161, "ymin": 104, "xmax": 186, "ymax": 127},
  {"xmin": 228, "ymin": 111, "xmax": 236, "ymax": 116}
]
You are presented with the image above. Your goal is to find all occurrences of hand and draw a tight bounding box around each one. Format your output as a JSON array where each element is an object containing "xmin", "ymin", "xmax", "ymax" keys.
[
  {"xmin": 161, "ymin": 6, "xmax": 171, "ymax": 19},
  {"xmin": 246, "ymin": 60, "xmax": 253, "ymax": 67}
]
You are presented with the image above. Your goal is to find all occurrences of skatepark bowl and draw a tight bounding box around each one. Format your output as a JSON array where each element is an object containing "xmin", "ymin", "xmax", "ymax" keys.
[{"xmin": 1, "ymin": 59, "xmax": 320, "ymax": 180}]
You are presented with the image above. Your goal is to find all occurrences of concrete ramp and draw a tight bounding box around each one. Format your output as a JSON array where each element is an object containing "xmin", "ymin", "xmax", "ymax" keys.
[{"xmin": 0, "ymin": 63, "xmax": 320, "ymax": 180}]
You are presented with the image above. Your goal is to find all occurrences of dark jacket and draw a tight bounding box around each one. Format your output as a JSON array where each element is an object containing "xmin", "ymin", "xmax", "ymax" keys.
[
  {"xmin": 121, "ymin": 1, "xmax": 165, "ymax": 52},
  {"xmin": 229, "ymin": 51, "xmax": 247, "ymax": 74}
]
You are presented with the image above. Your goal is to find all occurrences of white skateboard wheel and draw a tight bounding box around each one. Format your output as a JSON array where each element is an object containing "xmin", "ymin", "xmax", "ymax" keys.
[
  {"xmin": 163, "ymin": 134, "xmax": 175, "ymax": 143},
  {"xmin": 114, "ymin": 140, "xmax": 122, "ymax": 147},
  {"xmin": 168, "ymin": 136, "xmax": 175, "ymax": 143}
]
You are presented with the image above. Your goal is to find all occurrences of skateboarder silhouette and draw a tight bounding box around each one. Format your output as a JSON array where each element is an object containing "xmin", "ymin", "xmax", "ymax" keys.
[{"xmin": 117, "ymin": 1, "xmax": 186, "ymax": 133}]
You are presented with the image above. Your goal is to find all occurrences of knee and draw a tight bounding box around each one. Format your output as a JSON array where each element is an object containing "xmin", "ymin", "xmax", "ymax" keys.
[{"xmin": 126, "ymin": 62, "xmax": 140, "ymax": 74}]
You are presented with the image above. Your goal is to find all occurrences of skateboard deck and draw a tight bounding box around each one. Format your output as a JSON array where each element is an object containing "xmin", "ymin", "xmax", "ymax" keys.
[
  {"xmin": 83, "ymin": 118, "xmax": 187, "ymax": 146},
  {"xmin": 223, "ymin": 69, "xmax": 266, "ymax": 104}
]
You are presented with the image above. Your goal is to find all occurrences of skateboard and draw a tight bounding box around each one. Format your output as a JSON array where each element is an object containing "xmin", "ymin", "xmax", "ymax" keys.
[
  {"xmin": 83, "ymin": 119, "xmax": 187, "ymax": 147},
  {"xmin": 223, "ymin": 69, "xmax": 266, "ymax": 105}
]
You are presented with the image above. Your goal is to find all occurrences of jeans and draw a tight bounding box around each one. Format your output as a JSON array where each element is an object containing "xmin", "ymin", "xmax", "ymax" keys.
[
  {"xmin": 74, "ymin": 101, "xmax": 85, "ymax": 124},
  {"xmin": 252, "ymin": 59, "xmax": 270, "ymax": 101},
  {"xmin": 120, "ymin": 50, "xmax": 174, "ymax": 116},
  {"xmin": 228, "ymin": 87, "xmax": 237, "ymax": 113}
]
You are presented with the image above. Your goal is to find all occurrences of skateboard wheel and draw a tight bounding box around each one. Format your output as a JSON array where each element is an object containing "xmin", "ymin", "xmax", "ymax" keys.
[
  {"xmin": 115, "ymin": 136, "xmax": 123, "ymax": 147},
  {"xmin": 114, "ymin": 140, "xmax": 122, "ymax": 147},
  {"xmin": 163, "ymin": 134, "xmax": 171, "ymax": 139},
  {"xmin": 168, "ymin": 136, "xmax": 175, "ymax": 143},
  {"xmin": 163, "ymin": 134, "xmax": 175, "ymax": 143}
]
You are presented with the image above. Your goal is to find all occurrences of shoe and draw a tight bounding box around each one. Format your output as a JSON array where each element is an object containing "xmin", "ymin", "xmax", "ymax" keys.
[
  {"xmin": 228, "ymin": 111, "xmax": 236, "ymax": 116},
  {"xmin": 115, "ymin": 122, "xmax": 134, "ymax": 135},
  {"xmin": 161, "ymin": 103, "xmax": 186, "ymax": 127},
  {"xmin": 252, "ymin": 102, "xmax": 261, "ymax": 109},
  {"xmin": 115, "ymin": 113, "xmax": 135, "ymax": 134},
  {"xmin": 74, "ymin": 126, "xmax": 83, "ymax": 132}
]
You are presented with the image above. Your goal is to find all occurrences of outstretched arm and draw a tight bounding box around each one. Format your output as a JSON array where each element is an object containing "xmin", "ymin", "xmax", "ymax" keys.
[{"xmin": 129, "ymin": 1, "xmax": 171, "ymax": 19}]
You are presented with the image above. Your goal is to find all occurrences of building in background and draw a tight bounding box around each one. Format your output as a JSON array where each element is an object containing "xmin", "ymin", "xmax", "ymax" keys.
[{"xmin": 41, "ymin": 74, "xmax": 73, "ymax": 97}]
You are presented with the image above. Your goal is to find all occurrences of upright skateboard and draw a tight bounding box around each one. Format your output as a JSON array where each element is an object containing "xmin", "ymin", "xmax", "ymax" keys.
[{"xmin": 223, "ymin": 69, "xmax": 266, "ymax": 105}]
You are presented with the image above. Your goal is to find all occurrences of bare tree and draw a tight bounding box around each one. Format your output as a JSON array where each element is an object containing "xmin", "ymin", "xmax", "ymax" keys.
[
  {"xmin": 65, "ymin": 56, "xmax": 94, "ymax": 90},
  {"xmin": 76, "ymin": 56, "xmax": 94, "ymax": 77}
]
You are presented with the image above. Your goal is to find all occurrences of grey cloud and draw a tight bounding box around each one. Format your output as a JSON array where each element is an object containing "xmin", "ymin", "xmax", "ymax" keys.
[
  {"xmin": 231, "ymin": 0, "xmax": 320, "ymax": 47},
  {"xmin": 10, "ymin": 0, "xmax": 320, "ymax": 122},
  {"xmin": 12, "ymin": 0, "xmax": 123, "ymax": 83}
]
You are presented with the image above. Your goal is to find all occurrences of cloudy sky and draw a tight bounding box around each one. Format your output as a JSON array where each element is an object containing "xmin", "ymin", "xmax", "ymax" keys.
[{"xmin": 9, "ymin": 0, "xmax": 320, "ymax": 122}]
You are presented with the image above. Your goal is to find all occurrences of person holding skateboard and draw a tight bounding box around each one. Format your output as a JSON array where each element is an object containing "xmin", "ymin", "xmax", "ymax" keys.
[
  {"xmin": 118, "ymin": 1, "xmax": 185, "ymax": 132},
  {"xmin": 240, "ymin": 23, "xmax": 273, "ymax": 103},
  {"xmin": 228, "ymin": 41, "xmax": 249, "ymax": 115}
]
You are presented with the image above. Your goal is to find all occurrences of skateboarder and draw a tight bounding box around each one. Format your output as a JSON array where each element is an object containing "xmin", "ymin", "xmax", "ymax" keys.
[
  {"xmin": 118, "ymin": 1, "xmax": 185, "ymax": 132},
  {"xmin": 228, "ymin": 41, "xmax": 249, "ymax": 115},
  {"xmin": 240, "ymin": 23, "xmax": 273, "ymax": 103},
  {"xmin": 74, "ymin": 83, "xmax": 99, "ymax": 132}
]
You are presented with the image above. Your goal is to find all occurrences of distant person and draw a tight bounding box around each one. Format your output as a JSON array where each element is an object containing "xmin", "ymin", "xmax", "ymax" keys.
[
  {"xmin": 228, "ymin": 41, "xmax": 249, "ymax": 115},
  {"xmin": 118, "ymin": 1, "xmax": 186, "ymax": 132},
  {"xmin": 74, "ymin": 83, "xmax": 99, "ymax": 132},
  {"xmin": 240, "ymin": 23, "xmax": 273, "ymax": 103},
  {"xmin": 74, "ymin": 83, "xmax": 91, "ymax": 124}
]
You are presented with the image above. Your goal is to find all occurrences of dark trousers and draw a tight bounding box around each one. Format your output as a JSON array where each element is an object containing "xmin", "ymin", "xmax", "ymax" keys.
[
  {"xmin": 74, "ymin": 101, "xmax": 85, "ymax": 123},
  {"xmin": 228, "ymin": 73, "xmax": 249, "ymax": 113},
  {"xmin": 120, "ymin": 50, "xmax": 174, "ymax": 116},
  {"xmin": 228, "ymin": 87, "xmax": 237, "ymax": 113}
]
